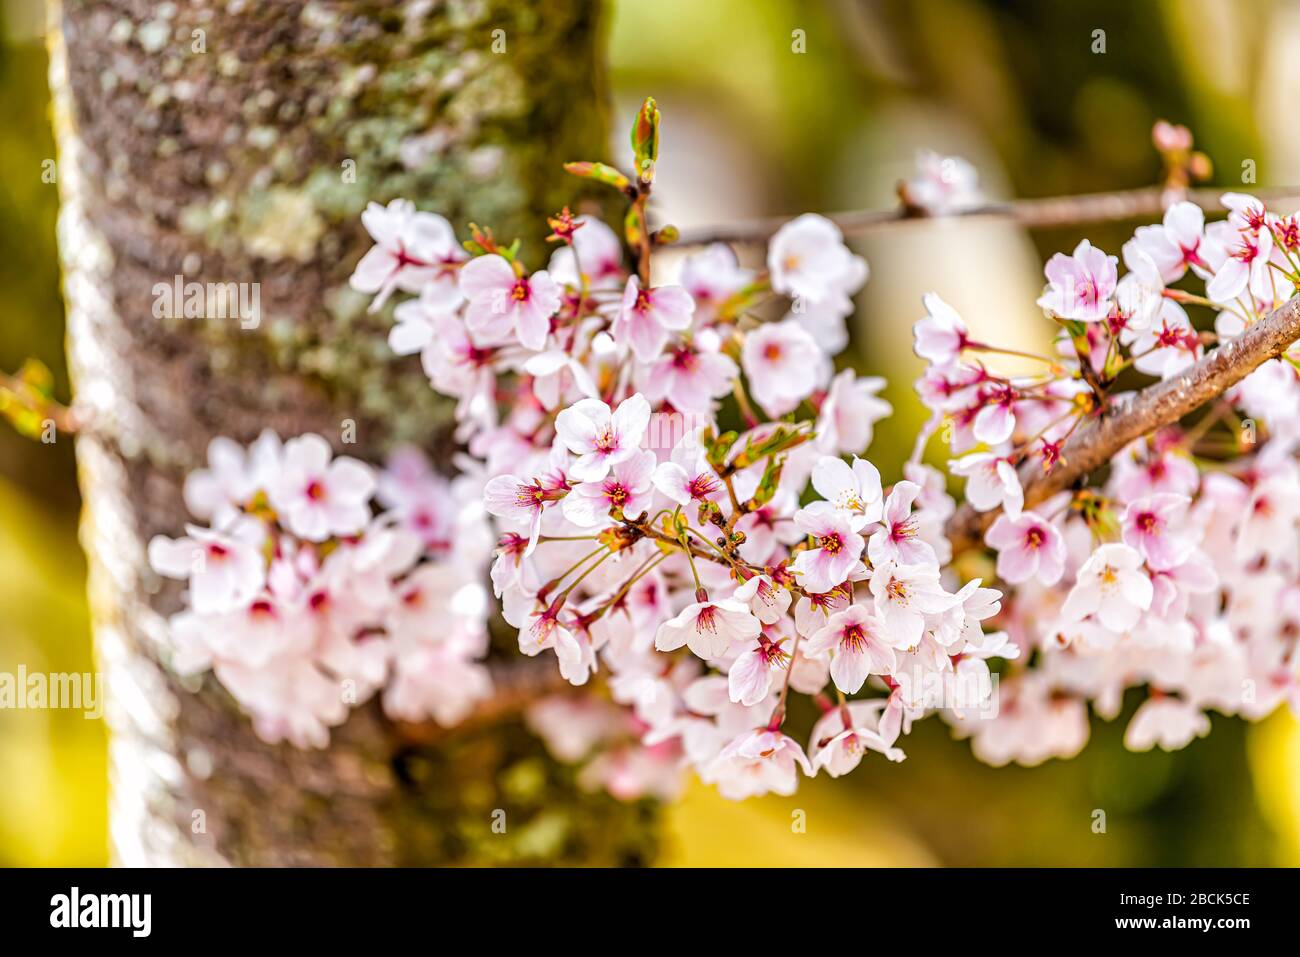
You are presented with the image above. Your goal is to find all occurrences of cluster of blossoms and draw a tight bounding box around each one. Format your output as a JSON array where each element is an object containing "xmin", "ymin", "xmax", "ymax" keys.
[
  {"xmin": 149, "ymin": 433, "xmax": 493, "ymax": 748},
  {"xmin": 920, "ymin": 189, "xmax": 1300, "ymax": 765},
  {"xmin": 152, "ymin": 103, "xmax": 1300, "ymax": 800}
]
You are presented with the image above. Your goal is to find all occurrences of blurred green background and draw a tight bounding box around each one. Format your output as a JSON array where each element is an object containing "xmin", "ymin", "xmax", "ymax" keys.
[{"xmin": 4, "ymin": 0, "xmax": 1300, "ymax": 866}]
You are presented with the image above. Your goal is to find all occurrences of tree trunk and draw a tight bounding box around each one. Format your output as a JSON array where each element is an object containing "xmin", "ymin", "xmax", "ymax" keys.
[{"xmin": 48, "ymin": 0, "xmax": 659, "ymax": 866}]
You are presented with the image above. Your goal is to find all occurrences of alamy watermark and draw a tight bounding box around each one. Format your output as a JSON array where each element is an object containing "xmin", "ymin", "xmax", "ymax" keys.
[
  {"xmin": 152, "ymin": 274, "xmax": 261, "ymax": 329},
  {"xmin": 0, "ymin": 667, "xmax": 103, "ymax": 719}
]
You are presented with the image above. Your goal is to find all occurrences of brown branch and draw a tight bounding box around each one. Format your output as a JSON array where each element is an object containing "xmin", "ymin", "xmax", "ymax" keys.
[
  {"xmin": 945, "ymin": 295, "xmax": 1300, "ymax": 554},
  {"xmin": 675, "ymin": 185, "xmax": 1300, "ymax": 247}
]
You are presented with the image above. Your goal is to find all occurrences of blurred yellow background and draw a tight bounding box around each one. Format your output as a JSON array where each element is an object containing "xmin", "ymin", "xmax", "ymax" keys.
[{"xmin": 3, "ymin": 0, "xmax": 1300, "ymax": 866}]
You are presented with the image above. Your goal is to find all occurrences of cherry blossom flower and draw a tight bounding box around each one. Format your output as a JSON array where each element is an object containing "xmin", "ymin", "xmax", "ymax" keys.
[
  {"xmin": 350, "ymin": 199, "xmax": 463, "ymax": 312},
  {"xmin": 768, "ymin": 213, "xmax": 864, "ymax": 305},
  {"xmin": 268, "ymin": 434, "xmax": 377, "ymax": 542},
  {"xmin": 1062, "ymin": 543, "xmax": 1153, "ymax": 633},
  {"xmin": 808, "ymin": 697, "xmax": 905, "ymax": 776},
  {"xmin": 804, "ymin": 605, "xmax": 897, "ymax": 694},
  {"xmin": 985, "ymin": 510, "xmax": 1066, "ymax": 586},
  {"xmin": 869, "ymin": 561, "xmax": 958, "ymax": 649},
  {"xmin": 1124, "ymin": 696, "xmax": 1210, "ymax": 752},
  {"xmin": 791, "ymin": 502, "xmax": 867, "ymax": 593},
  {"xmin": 868, "ymin": 480, "xmax": 936, "ymax": 567},
  {"xmin": 733, "ymin": 574, "xmax": 792, "ymax": 625},
  {"xmin": 811, "ymin": 455, "xmax": 883, "ymax": 526},
  {"xmin": 727, "ymin": 639, "xmax": 789, "ymax": 706},
  {"xmin": 904, "ymin": 151, "xmax": 983, "ymax": 215},
  {"xmin": 1132, "ymin": 200, "xmax": 1214, "ymax": 283},
  {"xmin": 652, "ymin": 437, "xmax": 725, "ymax": 507},
  {"xmin": 679, "ymin": 243, "xmax": 754, "ymax": 322},
  {"xmin": 483, "ymin": 474, "xmax": 551, "ymax": 554},
  {"xmin": 562, "ymin": 450, "xmax": 656, "ymax": 527},
  {"xmin": 702, "ymin": 729, "xmax": 812, "ymax": 800},
  {"xmin": 1206, "ymin": 217, "xmax": 1274, "ymax": 304},
  {"xmin": 1121, "ymin": 493, "xmax": 1196, "ymax": 570},
  {"xmin": 553, "ymin": 393, "xmax": 651, "ymax": 482},
  {"xmin": 636, "ymin": 334, "xmax": 737, "ymax": 413},
  {"xmin": 951, "ymin": 452, "xmax": 1023, "ymax": 515},
  {"xmin": 913, "ymin": 293, "xmax": 970, "ymax": 366},
  {"xmin": 460, "ymin": 254, "xmax": 562, "ymax": 351},
  {"xmin": 741, "ymin": 320, "xmax": 828, "ymax": 417},
  {"xmin": 613, "ymin": 277, "xmax": 696, "ymax": 361},
  {"xmin": 148, "ymin": 518, "xmax": 266, "ymax": 615},
  {"xmin": 1036, "ymin": 239, "xmax": 1118, "ymax": 322},
  {"xmin": 655, "ymin": 598, "xmax": 762, "ymax": 661},
  {"xmin": 815, "ymin": 369, "xmax": 892, "ymax": 455},
  {"xmin": 972, "ymin": 383, "xmax": 1018, "ymax": 445},
  {"xmin": 183, "ymin": 430, "xmax": 282, "ymax": 523}
]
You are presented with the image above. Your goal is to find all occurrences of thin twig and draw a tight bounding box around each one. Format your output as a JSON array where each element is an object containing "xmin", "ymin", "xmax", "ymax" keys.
[
  {"xmin": 945, "ymin": 295, "xmax": 1300, "ymax": 553},
  {"xmin": 675, "ymin": 185, "xmax": 1300, "ymax": 247}
]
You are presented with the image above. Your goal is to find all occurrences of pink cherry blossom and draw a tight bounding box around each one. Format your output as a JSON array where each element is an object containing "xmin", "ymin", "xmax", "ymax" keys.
[
  {"xmin": 733, "ymin": 574, "xmax": 792, "ymax": 625},
  {"xmin": 869, "ymin": 562, "xmax": 957, "ymax": 650},
  {"xmin": 727, "ymin": 639, "xmax": 789, "ymax": 706},
  {"xmin": 702, "ymin": 728, "xmax": 812, "ymax": 799},
  {"xmin": 561, "ymin": 449, "xmax": 656, "ymax": 527},
  {"xmin": 679, "ymin": 243, "xmax": 754, "ymax": 321},
  {"xmin": 655, "ymin": 598, "xmax": 762, "ymax": 661},
  {"xmin": 913, "ymin": 293, "xmax": 969, "ymax": 366},
  {"xmin": 483, "ymin": 474, "xmax": 552, "ymax": 553},
  {"xmin": 268, "ymin": 434, "xmax": 377, "ymax": 542},
  {"xmin": 985, "ymin": 510, "xmax": 1066, "ymax": 586},
  {"xmin": 767, "ymin": 213, "xmax": 865, "ymax": 305},
  {"xmin": 1132, "ymin": 201, "xmax": 1214, "ymax": 283},
  {"xmin": 741, "ymin": 320, "xmax": 828, "ymax": 417},
  {"xmin": 1206, "ymin": 223, "xmax": 1273, "ymax": 304},
  {"xmin": 904, "ymin": 151, "xmax": 983, "ymax": 215},
  {"xmin": 613, "ymin": 277, "xmax": 695, "ymax": 361},
  {"xmin": 148, "ymin": 518, "xmax": 266, "ymax": 615},
  {"xmin": 815, "ymin": 369, "xmax": 892, "ymax": 455},
  {"xmin": 1123, "ymin": 696, "xmax": 1211, "ymax": 752},
  {"xmin": 791, "ymin": 502, "xmax": 866, "ymax": 593},
  {"xmin": 950, "ymin": 452, "xmax": 1022, "ymax": 515},
  {"xmin": 867, "ymin": 480, "xmax": 935, "ymax": 567},
  {"xmin": 808, "ymin": 697, "xmax": 905, "ymax": 777},
  {"xmin": 460, "ymin": 254, "xmax": 562, "ymax": 351},
  {"xmin": 1036, "ymin": 239, "xmax": 1118, "ymax": 322},
  {"xmin": 652, "ymin": 438, "xmax": 725, "ymax": 507},
  {"xmin": 811, "ymin": 455, "xmax": 883, "ymax": 525},
  {"xmin": 805, "ymin": 604, "xmax": 897, "ymax": 694},
  {"xmin": 1121, "ymin": 493, "xmax": 1196, "ymax": 570},
  {"xmin": 1062, "ymin": 543, "xmax": 1153, "ymax": 633},
  {"xmin": 553, "ymin": 393, "xmax": 651, "ymax": 482},
  {"xmin": 349, "ymin": 199, "xmax": 463, "ymax": 312},
  {"xmin": 636, "ymin": 335, "xmax": 737, "ymax": 413},
  {"xmin": 972, "ymin": 383, "xmax": 1017, "ymax": 445}
]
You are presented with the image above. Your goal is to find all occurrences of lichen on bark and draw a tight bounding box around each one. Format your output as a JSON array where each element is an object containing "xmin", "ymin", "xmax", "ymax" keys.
[{"xmin": 50, "ymin": 0, "xmax": 657, "ymax": 865}]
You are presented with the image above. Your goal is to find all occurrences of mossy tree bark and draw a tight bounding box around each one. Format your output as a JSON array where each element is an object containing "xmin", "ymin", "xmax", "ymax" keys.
[{"xmin": 48, "ymin": 0, "xmax": 658, "ymax": 865}]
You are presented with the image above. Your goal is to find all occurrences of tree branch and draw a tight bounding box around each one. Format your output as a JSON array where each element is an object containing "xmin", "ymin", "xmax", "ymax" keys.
[
  {"xmin": 945, "ymin": 295, "xmax": 1300, "ymax": 554},
  {"xmin": 676, "ymin": 185, "xmax": 1300, "ymax": 247}
]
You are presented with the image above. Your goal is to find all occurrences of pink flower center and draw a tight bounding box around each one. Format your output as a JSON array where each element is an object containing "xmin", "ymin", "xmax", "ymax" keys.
[
  {"xmin": 695, "ymin": 605, "xmax": 719, "ymax": 634},
  {"xmin": 305, "ymin": 480, "xmax": 326, "ymax": 501},
  {"xmin": 842, "ymin": 624, "xmax": 867, "ymax": 652}
]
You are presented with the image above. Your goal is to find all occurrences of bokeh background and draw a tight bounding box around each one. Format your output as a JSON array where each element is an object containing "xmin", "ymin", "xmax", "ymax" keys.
[{"xmin": 5, "ymin": 0, "xmax": 1300, "ymax": 866}]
